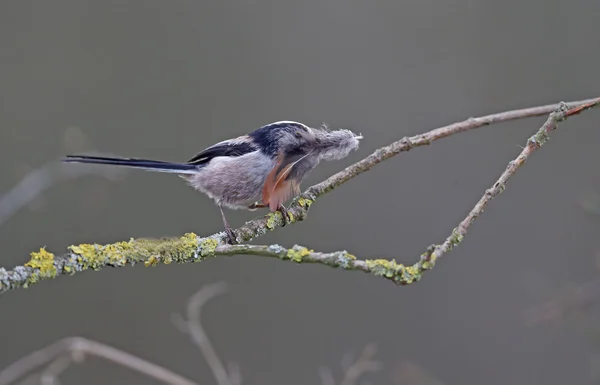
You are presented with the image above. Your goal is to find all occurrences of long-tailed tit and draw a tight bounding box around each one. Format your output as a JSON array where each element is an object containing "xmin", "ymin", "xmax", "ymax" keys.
[{"xmin": 64, "ymin": 121, "xmax": 362, "ymax": 243}]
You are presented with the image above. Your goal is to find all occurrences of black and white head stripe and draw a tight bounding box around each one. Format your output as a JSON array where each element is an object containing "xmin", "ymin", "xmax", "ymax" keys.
[{"xmin": 248, "ymin": 121, "xmax": 312, "ymax": 156}]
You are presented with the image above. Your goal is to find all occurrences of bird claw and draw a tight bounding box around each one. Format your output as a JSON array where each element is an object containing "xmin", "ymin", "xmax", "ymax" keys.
[
  {"xmin": 278, "ymin": 205, "xmax": 292, "ymax": 226},
  {"xmin": 224, "ymin": 226, "xmax": 237, "ymax": 244}
]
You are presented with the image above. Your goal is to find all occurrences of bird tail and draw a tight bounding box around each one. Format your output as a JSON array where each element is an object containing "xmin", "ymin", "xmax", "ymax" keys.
[{"xmin": 63, "ymin": 155, "xmax": 199, "ymax": 174}]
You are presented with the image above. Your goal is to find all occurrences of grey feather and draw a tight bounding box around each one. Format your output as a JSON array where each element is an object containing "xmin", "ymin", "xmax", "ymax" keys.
[{"xmin": 184, "ymin": 150, "xmax": 276, "ymax": 210}]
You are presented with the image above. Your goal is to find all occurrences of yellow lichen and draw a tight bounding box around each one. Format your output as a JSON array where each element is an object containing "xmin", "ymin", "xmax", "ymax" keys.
[
  {"xmin": 403, "ymin": 265, "xmax": 421, "ymax": 283},
  {"xmin": 287, "ymin": 245, "xmax": 312, "ymax": 263},
  {"xmin": 69, "ymin": 232, "xmax": 200, "ymax": 269},
  {"xmin": 137, "ymin": 232, "xmax": 199, "ymax": 264},
  {"xmin": 266, "ymin": 212, "xmax": 279, "ymax": 229},
  {"xmin": 69, "ymin": 243, "xmax": 97, "ymax": 258},
  {"xmin": 144, "ymin": 255, "xmax": 159, "ymax": 267},
  {"xmin": 103, "ymin": 241, "xmax": 133, "ymax": 266},
  {"xmin": 286, "ymin": 211, "xmax": 295, "ymax": 222},
  {"xmin": 420, "ymin": 256, "xmax": 436, "ymax": 270},
  {"xmin": 365, "ymin": 258, "xmax": 404, "ymax": 278},
  {"xmin": 297, "ymin": 197, "xmax": 313, "ymax": 208},
  {"xmin": 199, "ymin": 238, "xmax": 218, "ymax": 258},
  {"xmin": 448, "ymin": 228, "xmax": 464, "ymax": 247},
  {"xmin": 25, "ymin": 248, "xmax": 57, "ymax": 278},
  {"xmin": 69, "ymin": 243, "xmax": 102, "ymax": 269}
]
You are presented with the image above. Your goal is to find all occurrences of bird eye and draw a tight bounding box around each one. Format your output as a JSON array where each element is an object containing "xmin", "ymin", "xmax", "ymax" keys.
[{"xmin": 294, "ymin": 131, "xmax": 303, "ymax": 138}]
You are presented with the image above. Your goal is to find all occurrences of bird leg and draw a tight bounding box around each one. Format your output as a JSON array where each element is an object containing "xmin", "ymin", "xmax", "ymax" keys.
[{"xmin": 219, "ymin": 205, "xmax": 237, "ymax": 244}]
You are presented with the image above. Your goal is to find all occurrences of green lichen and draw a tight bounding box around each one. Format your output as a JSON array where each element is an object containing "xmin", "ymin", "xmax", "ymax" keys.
[
  {"xmin": 420, "ymin": 257, "xmax": 436, "ymax": 270},
  {"xmin": 335, "ymin": 252, "xmax": 356, "ymax": 269},
  {"xmin": 419, "ymin": 245, "xmax": 438, "ymax": 270},
  {"xmin": 286, "ymin": 245, "xmax": 312, "ymax": 262},
  {"xmin": 403, "ymin": 264, "xmax": 421, "ymax": 284},
  {"xmin": 25, "ymin": 248, "xmax": 57, "ymax": 280},
  {"xmin": 447, "ymin": 228, "xmax": 464, "ymax": 249},
  {"xmin": 199, "ymin": 238, "xmax": 218, "ymax": 258},
  {"xmin": 268, "ymin": 244, "xmax": 286, "ymax": 256},
  {"xmin": 529, "ymin": 129, "xmax": 550, "ymax": 147}
]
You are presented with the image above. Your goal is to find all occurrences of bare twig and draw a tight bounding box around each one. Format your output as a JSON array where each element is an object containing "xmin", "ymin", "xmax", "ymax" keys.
[
  {"xmin": 1, "ymin": 97, "xmax": 599, "ymax": 293},
  {"xmin": 339, "ymin": 344, "xmax": 381, "ymax": 385},
  {"xmin": 424, "ymin": 99, "xmax": 600, "ymax": 265},
  {"xmin": 390, "ymin": 360, "xmax": 445, "ymax": 385},
  {"xmin": 0, "ymin": 160, "xmax": 126, "ymax": 227},
  {"xmin": 318, "ymin": 367, "xmax": 336, "ymax": 385},
  {"xmin": 39, "ymin": 355, "xmax": 73, "ymax": 385},
  {"xmin": 172, "ymin": 282, "xmax": 238, "ymax": 385},
  {"xmin": 0, "ymin": 337, "xmax": 200, "ymax": 385},
  {"xmin": 524, "ymin": 278, "xmax": 600, "ymax": 326},
  {"xmin": 319, "ymin": 344, "xmax": 381, "ymax": 385}
]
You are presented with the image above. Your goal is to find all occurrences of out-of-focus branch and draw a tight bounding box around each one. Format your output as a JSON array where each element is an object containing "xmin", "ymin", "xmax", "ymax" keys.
[
  {"xmin": 0, "ymin": 337, "xmax": 200, "ymax": 385},
  {"xmin": 524, "ymin": 278, "xmax": 600, "ymax": 326},
  {"xmin": 0, "ymin": 159, "xmax": 126, "ymax": 228},
  {"xmin": 1, "ymin": 284, "xmax": 388, "ymax": 385},
  {"xmin": 319, "ymin": 344, "xmax": 381, "ymax": 385},
  {"xmin": 172, "ymin": 282, "xmax": 241, "ymax": 385},
  {"xmin": 0, "ymin": 98, "xmax": 599, "ymax": 294}
]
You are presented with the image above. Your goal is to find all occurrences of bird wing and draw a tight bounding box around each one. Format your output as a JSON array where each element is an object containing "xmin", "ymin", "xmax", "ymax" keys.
[
  {"xmin": 261, "ymin": 152, "xmax": 310, "ymax": 211},
  {"xmin": 187, "ymin": 136, "xmax": 258, "ymax": 165}
]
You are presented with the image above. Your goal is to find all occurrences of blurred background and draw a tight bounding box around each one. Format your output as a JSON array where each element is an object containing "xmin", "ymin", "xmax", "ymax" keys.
[{"xmin": 1, "ymin": 1, "xmax": 600, "ymax": 384}]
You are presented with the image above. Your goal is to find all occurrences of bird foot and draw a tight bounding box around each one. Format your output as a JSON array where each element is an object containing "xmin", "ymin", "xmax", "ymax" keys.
[
  {"xmin": 278, "ymin": 205, "xmax": 292, "ymax": 226},
  {"xmin": 224, "ymin": 225, "xmax": 237, "ymax": 244}
]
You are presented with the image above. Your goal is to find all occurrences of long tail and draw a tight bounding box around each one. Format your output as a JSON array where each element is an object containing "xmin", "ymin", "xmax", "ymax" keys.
[{"xmin": 63, "ymin": 155, "xmax": 199, "ymax": 174}]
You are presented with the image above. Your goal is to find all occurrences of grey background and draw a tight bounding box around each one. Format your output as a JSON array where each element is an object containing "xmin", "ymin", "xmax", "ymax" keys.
[{"xmin": 1, "ymin": 1, "xmax": 600, "ymax": 384}]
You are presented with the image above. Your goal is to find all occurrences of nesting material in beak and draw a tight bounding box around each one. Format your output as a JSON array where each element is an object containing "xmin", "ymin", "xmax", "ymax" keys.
[{"xmin": 313, "ymin": 126, "xmax": 363, "ymax": 161}]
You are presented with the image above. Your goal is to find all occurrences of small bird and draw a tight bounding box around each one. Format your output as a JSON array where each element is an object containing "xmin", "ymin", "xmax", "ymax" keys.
[{"xmin": 63, "ymin": 121, "xmax": 362, "ymax": 243}]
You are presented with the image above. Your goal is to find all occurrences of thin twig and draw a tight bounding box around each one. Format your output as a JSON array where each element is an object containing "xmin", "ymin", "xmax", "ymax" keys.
[
  {"xmin": 0, "ymin": 337, "xmax": 200, "ymax": 385},
  {"xmin": 319, "ymin": 344, "xmax": 381, "ymax": 385},
  {"xmin": 172, "ymin": 282, "xmax": 236, "ymax": 385},
  {"xmin": 524, "ymin": 278, "xmax": 600, "ymax": 326},
  {"xmin": 338, "ymin": 344, "xmax": 381, "ymax": 385},
  {"xmin": 39, "ymin": 355, "xmax": 73, "ymax": 385},
  {"xmin": 1, "ymin": 97, "xmax": 599, "ymax": 293},
  {"xmin": 0, "ymin": 160, "xmax": 126, "ymax": 227},
  {"xmin": 424, "ymin": 99, "xmax": 600, "ymax": 264}
]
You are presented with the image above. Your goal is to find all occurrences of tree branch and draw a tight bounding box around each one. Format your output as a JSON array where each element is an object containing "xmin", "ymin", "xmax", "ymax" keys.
[
  {"xmin": 1, "ymin": 98, "xmax": 598, "ymax": 294},
  {"xmin": 0, "ymin": 337, "xmax": 200, "ymax": 385},
  {"xmin": 319, "ymin": 343, "xmax": 381, "ymax": 385},
  {"xmin": 172, "ymin": 282, "xmax": 240, "ymax": 385},
  {"xmin": 0, "ymin": 160, "xmax": 126, "ymax": 227}
]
